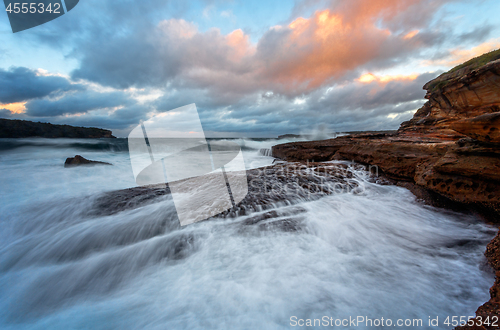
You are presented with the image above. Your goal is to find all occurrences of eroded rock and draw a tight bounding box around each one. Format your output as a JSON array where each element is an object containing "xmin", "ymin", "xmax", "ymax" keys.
[{"xmin": 452, "ymin": 112, "xmax": 500, "ymax": 143}]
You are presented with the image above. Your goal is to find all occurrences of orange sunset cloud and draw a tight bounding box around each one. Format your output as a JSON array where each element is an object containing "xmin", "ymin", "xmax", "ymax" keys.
[
  {"xmin": 358, "ymin": 73, "xmax": 419, "ymax": 84},
  {"xmin": 403, "ymin": 30, "xmax": 419, "ymax": 40},
  {"xmin": 0, "ymin": 102, "xmax": 26, "ymax": 114},
  {"xmin": 148, "ymin": 0, "xmax": 453, "ymax": 97},
  {"xmin": 258, "ymin": 0, "xmax": 426, "ymax": 92},
  {"xmin": 225, "ymin": 29, "xmax": 255, "ymax": 61}
]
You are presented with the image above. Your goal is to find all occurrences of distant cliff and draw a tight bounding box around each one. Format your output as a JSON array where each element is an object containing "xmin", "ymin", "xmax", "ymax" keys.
[
  {"xmin": 399, "ymin": 49, "xmax": 500, "ymax": 141},
  {"xmin": 0, "ymin": 119, "xmax": 115, "ymax": 138}
]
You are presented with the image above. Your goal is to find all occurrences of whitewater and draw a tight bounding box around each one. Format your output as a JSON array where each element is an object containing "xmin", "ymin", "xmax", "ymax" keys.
[{"xmin": 0, "ymin": 138, "xmax": 495, "ymax": 329}]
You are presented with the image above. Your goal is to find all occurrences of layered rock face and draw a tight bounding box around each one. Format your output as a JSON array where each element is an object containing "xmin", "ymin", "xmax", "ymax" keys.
[
  {"xmin": 272, "ymin": 53, "xmax": 500, "ymax": 329},
  {"xmin": 452, "ymin": 112, "xmax": 500, "ymax": 143},
  {"xmin": 399, "ymin": 59, "xmax": 500, "ymax": 141}
]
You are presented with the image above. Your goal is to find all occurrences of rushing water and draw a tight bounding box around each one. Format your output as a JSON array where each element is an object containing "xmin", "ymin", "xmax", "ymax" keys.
[{"xmin": 0, "ymin": 138, "xmax": 496, "ymax": 329}]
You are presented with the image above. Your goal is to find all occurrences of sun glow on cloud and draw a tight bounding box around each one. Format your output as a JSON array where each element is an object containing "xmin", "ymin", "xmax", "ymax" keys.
[
  {"xmin": 144, "ymin": 0, "xmax": 438, "ymax": 97},
  {"xmin": 358, "ymin": 73, "xmax": 419, "ymax": 84},
  {"xmin": 425, "ymin": 38, "xmax": 500, "ymax": 68},
  {"xmin": 226, "ymin": 29, "xmax": 255, "ymax": 60},
  {"xmin": 403, "ymin": 30, "xmax": 419, "ymax": 40},
  {"xmin": 449, "ymin": 40, "xmax": 500, "ymax": 65},
  {"xmin": 1, "ymin": 102, "xmax": 26, "ymax": 114},
  {"xmin": 288, "ymin": 10, "xmax": 347, "ymax": 42},
  {"xmin": 263, "ymin": 2, "xmax": 424, "ymax": 92}
]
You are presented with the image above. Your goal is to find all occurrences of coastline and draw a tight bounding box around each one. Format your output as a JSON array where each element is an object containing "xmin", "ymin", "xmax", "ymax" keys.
[
  {"xmin": 271, "ymin": 58, "xmax": 500, "ymax": 329},
  {"xmin": 0, "ymin": 118, "xmax": 115, "ymax": 139},
  {"xmin": 2, "ymin": 52, "xmax": 498, "ymax": 329}
]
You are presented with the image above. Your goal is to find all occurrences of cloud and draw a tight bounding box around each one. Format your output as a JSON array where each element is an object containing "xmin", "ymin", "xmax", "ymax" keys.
[
  {"xmin": 425, "ymin": 38, "xmax": 500, "ymax": 67},
  {"xmin": 4, "ymin": 0, "xmax": 493, "ymax": 136},
  {"xmin": 0, "ymin": 102, "xmax": 26, "ymax": 114},
  {"xmin": 0, "ymin": 67, "xmax": 83, "ymax": 104},
  {"xmin": 456, "ymin": 25, "xmax": 494, "ymax": 44},
  {"xmin": 25, "ymin": 90, "xmax": 135, "ymax": 117},
  {"xmin": 153, "ymin": 71, "xmax": 435, "ymax": 136},
  {"xmin": 0, "ymin": 67, "xmax": 436, "ymax": 136},
  {"xmin": 69, "ymin": 0, "xmax": 453, "ymax": 98},
  {"xmin": 0, "ymin": 109, "xmax": 16, "ymax": 118}
]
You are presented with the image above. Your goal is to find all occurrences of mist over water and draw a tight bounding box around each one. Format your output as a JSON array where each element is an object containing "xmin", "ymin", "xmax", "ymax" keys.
[{"xmin": 0, "ymin": 138, "xmax": 496, "ymax": 329}]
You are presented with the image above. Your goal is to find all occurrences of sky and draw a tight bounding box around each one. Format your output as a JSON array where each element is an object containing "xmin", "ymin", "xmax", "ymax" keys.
[{"xmin": 0, "ymin": 0, "xmax": 499, "ymax": 137}]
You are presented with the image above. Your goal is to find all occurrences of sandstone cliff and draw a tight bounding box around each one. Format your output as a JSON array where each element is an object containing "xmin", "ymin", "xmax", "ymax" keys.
[{"xmin": 399, "ymin": 55, "xmax": 500, "ymax": 141}]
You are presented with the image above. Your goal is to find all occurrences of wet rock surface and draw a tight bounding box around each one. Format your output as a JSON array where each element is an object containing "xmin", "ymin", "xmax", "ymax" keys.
[
  {"xmin": 91, "ymin": 162, "xmax": 364, "ymax": 221},
  {"xmin": 272, "ymin": 59, "xmax": 500, "ymax": 219}
]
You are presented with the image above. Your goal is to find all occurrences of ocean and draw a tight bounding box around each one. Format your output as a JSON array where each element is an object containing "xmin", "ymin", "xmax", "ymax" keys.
[{"xmin": 0, "ymin": 137, "xmax": 496, "ymax": 329}]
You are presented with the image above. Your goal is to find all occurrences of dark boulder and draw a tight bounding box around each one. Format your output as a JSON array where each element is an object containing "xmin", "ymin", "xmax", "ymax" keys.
[{"xmin": 64, "ymin": 155, "xmax": 112, "ymax": 168}]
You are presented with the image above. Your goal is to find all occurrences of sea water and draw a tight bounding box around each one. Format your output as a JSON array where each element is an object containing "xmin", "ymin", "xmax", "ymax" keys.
[{"xmin": 0, "ymin": 138, "xmax": 495, "ymax": 329}]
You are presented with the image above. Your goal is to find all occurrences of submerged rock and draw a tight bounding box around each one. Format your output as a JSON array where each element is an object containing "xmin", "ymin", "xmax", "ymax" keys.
[{"xmin": 64, "ymin": 155, "xmax": 112, "ymax": 168}]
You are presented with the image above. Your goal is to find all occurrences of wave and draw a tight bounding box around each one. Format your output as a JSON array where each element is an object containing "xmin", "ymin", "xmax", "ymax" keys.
[
  {"xmin": 0, "ymin": 138, "xmax": 129, "ymax": 152},
  {"xmin": 0, "ymin": 162, "xmax": 495, "ymax": 329}
]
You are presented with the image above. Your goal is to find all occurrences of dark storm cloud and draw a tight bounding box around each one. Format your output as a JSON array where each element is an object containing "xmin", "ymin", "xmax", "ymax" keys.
[
  {"xmin": 0, "ymin": 67, "xmax": 83, "ymax": 104},
  {"xmin": 154, "ymin": 87, "xmax": 249, "ymax": 113},
  {"xmin": 157, "ymin": 71, "xmax": 436, "ymax": 136},
  {"xmin": 456, "ymin": 25, "xmax": 494, "ymax": 43},
  {"xmin": 23, "ymin": 0, "xmax": 190, "ymax": 47},
  {"xmin": 71, "ymin": 20, "xmax": 258, "ymax": 94},
  {"xmin": 0, "ymin": 109, "xmax": 15, "ymax": 118},
  {"xmin": 27, "ymin": 102, "xmax": 155, "ymax": 132},
  {"xmin": 25, "ymin": 90, "xmax": 134, "ymax": 117},
  {"xmin": 71, "ymin": 32, "xmax": 174, "ymax": 89},
  {"xmin": 312, "ymin": 73, "xmax": 436, "ymax": 111},
  {"xmin": 213, "ymin": 72, "xmax": 435, "ymax": 122}
]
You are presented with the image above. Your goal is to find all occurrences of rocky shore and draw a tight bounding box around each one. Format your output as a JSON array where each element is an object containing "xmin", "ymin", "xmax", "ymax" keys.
[
  {"xmin": 66, "ymin": 51, "xmax": 500, "ymax": 327},
  {"xmin": 273, "ymin": 55, "xmax": 500, "ymax": 329}
]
